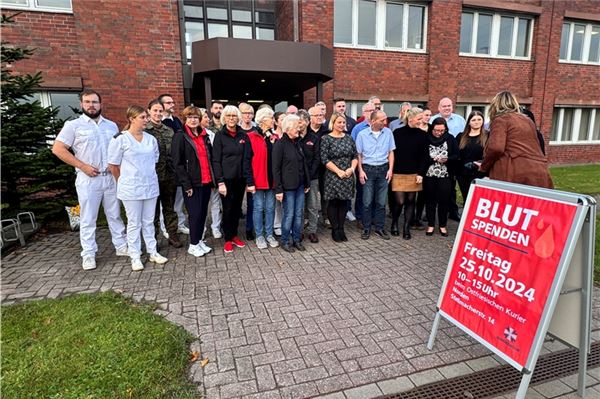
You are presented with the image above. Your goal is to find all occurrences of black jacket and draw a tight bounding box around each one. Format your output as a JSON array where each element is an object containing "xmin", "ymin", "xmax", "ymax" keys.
[
  {"xmin": 162, "ymin": 116, "xmax": 183, "ymax": 133},
  {"xmin": 272, "ymin": 134, "xmax": 310, "ymax": 194},
  {"xmin": 212, "ymin": 126, "xmax": 248, "ymax": 183},
  {"xmin": 299, "ymin": 130, "xmax": 320, "ymax": 181},
  {"xmin": 171, "ymin": 128, "xmax": 215, "ymax": 191}
]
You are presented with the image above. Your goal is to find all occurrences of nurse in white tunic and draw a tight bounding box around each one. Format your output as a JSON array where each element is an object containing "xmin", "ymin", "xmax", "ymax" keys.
[{"xmin": 108, "ymin": 105, "xmax": 168, "ymax": 271}]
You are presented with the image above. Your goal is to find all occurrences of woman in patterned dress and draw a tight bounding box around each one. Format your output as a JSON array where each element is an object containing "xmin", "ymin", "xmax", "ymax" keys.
[
  {"xmin": 319, "ymin": 112, "xmax": 358, "ymax": 242},
  {"xmin": 424, "ymin": 117, "xmax": 458, "ymax": 237}
]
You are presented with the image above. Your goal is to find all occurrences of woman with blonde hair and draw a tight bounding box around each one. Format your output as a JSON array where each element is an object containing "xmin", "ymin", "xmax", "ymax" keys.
[
  {"xmin": 391, "ymin": 107, "xmax": 429, "ymax": 239},
  {"xmin": 108, "ymin": 105, "xmax": 167, "ymax": 271},
  {"xmin": 480, "ymin": 91, "xmax": 553, "ymax": 188},
  {"xmin": 320, "ymin": 112, "xmax": 358, "ymax": 242}
]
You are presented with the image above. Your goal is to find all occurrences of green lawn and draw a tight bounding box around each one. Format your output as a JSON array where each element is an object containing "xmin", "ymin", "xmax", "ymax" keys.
[
  {"xmin": 550, "ymin": 164, "xmax": 600, "ymax": 283},
  {"xmin": 1, "ymin": 292, "xmax": 198, "ymax": 399}
]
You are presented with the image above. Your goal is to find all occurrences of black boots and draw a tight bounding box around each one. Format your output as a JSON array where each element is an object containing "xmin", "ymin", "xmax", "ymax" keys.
[
  {"xmin": 403, "ymin": 223, "xmax": 411, "ymax": 240},
  {"xmin": 391, "ymin": 219, "xmax": 400, "ymax": 236}
]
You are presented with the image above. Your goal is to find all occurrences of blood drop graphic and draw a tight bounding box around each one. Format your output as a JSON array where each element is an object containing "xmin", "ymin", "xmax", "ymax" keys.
[{"xmin": 534, "ymin": 222, "xmax": 555, "ymax": 258}]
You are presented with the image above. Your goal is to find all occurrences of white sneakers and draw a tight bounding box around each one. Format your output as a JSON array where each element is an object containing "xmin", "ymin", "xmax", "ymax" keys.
[
  {"xmin": 346, "ymin": 211, "xmax": 357, "ymax": 221},
  {"xmin": 197, "ymin": 241, "xmax": 212, "ymax": 254},
  {"xmin": 131, "ymin": 258, "xmax": 144, "ymax": 271},
  {"xmin": 82, "ymin": 257, "xmax": 96, "ymax": 270},
  {"xmin": 178, "ymin": 226, "xmax": 190, "ymax": 234},
  {"xmin": 212, "ymin": 229, "xmax": 223, "ymax": 239},
  {"xmin": 266, "ymin": 236, "xmax": 279, "ymax": 248},
  {"xmin": 256, "ymin": 236, "xmax": 268, "ymax": 249},
  {"xmin": 188, "ymin": 243, "xmax": 206, "ymax": 257},
  {"xmin": 149, "ymin": 253, "xmax": 168, "ymax": 264},
  {"xmin": 116, "ymin": 246, "xmax": 129, "ymax": 257}
]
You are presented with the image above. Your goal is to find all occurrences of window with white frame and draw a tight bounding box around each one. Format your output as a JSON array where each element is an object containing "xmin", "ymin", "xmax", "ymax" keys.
[
  {"xmin": 559, "ymin": 21, "xmax": 600, "ymax": 64},
  {"xmin": 346, "ymin": 101, "xmax": 424, "ymax": 119},
  {"xmin": 23, "ymin": 92, "xmax": 80, "ymax": 121},
  {"xmin": 551, "ymin": 107, "xmax": 600, "ymax": 143},
  {"xmin": 0, "ymin": 0, "xmax": 71, "ymax": 12},
  {"xmin": 455, "ymin": 104, "xmax": 490, "ymax": 121},
  {"xmin": 460, "ymin": 10, "xmax": 533, "ymax": 59},
  {"xmin": 334, "ymin": 0, "xmax": 427, "ymax": 52}
]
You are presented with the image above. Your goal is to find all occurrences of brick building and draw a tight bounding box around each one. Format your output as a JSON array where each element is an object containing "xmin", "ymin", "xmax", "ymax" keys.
[{"xmin": 2, "ymin": 0, "xmax": 599, "ymax": 163}]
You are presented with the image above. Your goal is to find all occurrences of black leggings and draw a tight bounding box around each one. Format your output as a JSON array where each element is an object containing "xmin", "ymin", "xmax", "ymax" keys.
[
  {"xmin": 392, "ymin": 191, "xmax": 416, "ymax": 227},
  {"xmin": 327, "ymin": 199, "xmax": 347, "ymax": 232},
  {"xmin": 424, "ymin": 176, "xmax": 451, "ymax": 228},
  {"xmin": 220, "ymin": 178, "xmax": 246, "ymax": 241}
]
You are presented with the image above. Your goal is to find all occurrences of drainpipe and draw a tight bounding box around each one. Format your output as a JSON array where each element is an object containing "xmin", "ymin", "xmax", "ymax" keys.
[
  {"xmin": 176, "ymin": 0, "xmax": 191, "ymax": 105},
  {"xmin": 293, "ymin": 0, "xmax": 299, "ymax": 42}
]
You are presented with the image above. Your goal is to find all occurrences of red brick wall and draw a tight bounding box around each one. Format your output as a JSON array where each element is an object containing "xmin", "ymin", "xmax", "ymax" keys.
[
  {"xmin": 2, "ymin": 0, "xmax": 185, "ymax": 127},
  {"xmin": 275, "ymin": 0, "xmax": 294, "ymax": 41},
  {"xmin": 457, "ymin": 58, "xmax": 534, "ymax": 99}
]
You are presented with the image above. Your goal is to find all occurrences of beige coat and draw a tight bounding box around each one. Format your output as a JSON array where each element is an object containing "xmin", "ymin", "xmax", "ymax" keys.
[{"xmin": 481, "ymin": 112, "xmax": 553, "ymax": 189}]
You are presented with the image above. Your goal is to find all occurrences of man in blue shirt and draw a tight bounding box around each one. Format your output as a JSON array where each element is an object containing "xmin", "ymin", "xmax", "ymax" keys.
[
  {"xmin": 351, "ymin": 101, "xmax": 376, "ymax": 141},
  {"xmin": 388, "ymin": 102, "xmax": 412, "ymax": 132},
  {"xmin": 430, "ymin": 97, "xmax": 464, "ymax": 221},
  {"xmin": 356, "ymin": 110, "xmax": 395, "ymax": 240},
  {"xmin": 430, "ymin": 97, "xmax": 465, "ymax": 137}
]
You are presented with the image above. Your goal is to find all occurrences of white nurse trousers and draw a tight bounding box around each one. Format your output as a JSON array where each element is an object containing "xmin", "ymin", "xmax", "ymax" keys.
[
  {"xmin": 76, "ymin": 174, "xmax": 127, "ymax": 258},
  {"xmin": 122, "ymin": 197, "xmax": 158, "ymax": 259}
]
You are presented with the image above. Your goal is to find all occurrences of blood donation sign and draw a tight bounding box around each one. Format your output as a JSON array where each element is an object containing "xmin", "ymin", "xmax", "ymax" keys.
[{"xmin": 428, "ymin": 179, "xmax": 596, "ymax": 399}]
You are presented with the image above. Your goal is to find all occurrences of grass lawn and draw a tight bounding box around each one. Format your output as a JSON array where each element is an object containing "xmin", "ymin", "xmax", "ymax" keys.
[
  {"xmin": 549, "ymin": 164, "xmax": 600, "ymax": 283},
  {"xmin": 1, "ymin": 292, "xmax": 198, "ymax": 399}
]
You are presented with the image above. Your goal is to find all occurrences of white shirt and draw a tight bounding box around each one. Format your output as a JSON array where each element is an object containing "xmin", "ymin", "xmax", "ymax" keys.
[
  {"xmin": 107, "ymin": 131, "xmax": 160, "ymax": 201},
  {"xmin": 55, "ymin": 114, "xmax": 119, "ymax": 175}
]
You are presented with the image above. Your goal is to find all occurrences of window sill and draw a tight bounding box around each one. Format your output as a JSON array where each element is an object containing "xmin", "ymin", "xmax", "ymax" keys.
[
  {"xmin": 549, "ymin": 141, "xmax": 600, "ymax": 145},
  {"xmin": 558, "ymin": 60, "xmax": 600, "ymax": 67},
  {"xmin": 0, "ymin": 4, "xmax": 72, "ymax": 14},
  {"xmin": 334, "ymin": 43, "xmax": 427, "ymax": 54},
  {"xmin": 459, "ymin": 53, "xmax": 532, "ymax": 61}
]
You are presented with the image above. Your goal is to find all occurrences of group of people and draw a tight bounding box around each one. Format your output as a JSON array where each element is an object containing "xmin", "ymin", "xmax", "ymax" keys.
[{"xmin": 53, "ymin": 89, "xmax": 552, "ymax": 271}]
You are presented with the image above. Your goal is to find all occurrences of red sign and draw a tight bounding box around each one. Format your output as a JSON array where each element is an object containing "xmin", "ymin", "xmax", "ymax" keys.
[{"xmin": 439, "ymin": 185, "xmax": 578, "ymax": 367}]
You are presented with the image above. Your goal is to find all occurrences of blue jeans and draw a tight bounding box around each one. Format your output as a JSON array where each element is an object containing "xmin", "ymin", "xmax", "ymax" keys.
[
  {"xmin": 361, "ymin": 164, "xmax": 389, "ymax": 231},
  {"xmin": 245, "ymin": 192, "xmax": 254, "ymax": 232},
  {"xmin": 253, "ymin": 189, "xmax": 275, "ymax": 238},
  {"xmin": 354, "ymin": 169, "xmax": 363, "ymax": 220},
  {"xmin": 281, "ymin": 186, "xmax": 305, "ymax": 245}
]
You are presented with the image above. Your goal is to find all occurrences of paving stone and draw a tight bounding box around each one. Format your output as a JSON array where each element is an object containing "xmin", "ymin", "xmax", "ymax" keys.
[
  {"xmin": 533, "ymin": 379, "xmax": 574, "ymax": 398},
  {"xmin": 408, "ymin": 369, "xmax": 445, "ymax": 386},
  {"xmin": 437, "ymin": 362, "xmax": 473, "ymax": 379},
  {"xmin": 465, "ymin": 355, "xmax": 502, "ymax": 371},
  {"xmin": 377, "ymin": 376, "xmax": 415, "ymax": 395},
  {"xmin": 344, "ymin": 383, "xmax": 383, "ymax": 399},
  {"xmin": 220, "ymin": 380, "xmax": 257, "ymax": 399}
]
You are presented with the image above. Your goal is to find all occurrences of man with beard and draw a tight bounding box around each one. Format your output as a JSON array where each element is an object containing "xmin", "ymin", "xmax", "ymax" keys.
[
  {"xmin": 52, "ymin": 89, "xmax": 127, "ymax": 270},
  {"xmin": 208, "ymin": 101, "xmax": 223, "ymax": 132},
  {"xmin": 158, "ymin": 93, "xmax": 189, "ymax": 235}
]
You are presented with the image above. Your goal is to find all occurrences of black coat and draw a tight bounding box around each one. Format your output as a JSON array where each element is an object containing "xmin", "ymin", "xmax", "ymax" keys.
[
  {"xmin": 171, "ymin": 128, "xmax": 215, "ymax": 191},
  {"xmin": 212, "ymin": 126, "xmax": 248, "ymax": 183},
  {"xmin": 299, "ymin": 130, "xmax": 320, "ymax": 181},
  {"xmin": 272, "ymin": 134, "xmax": 310, "ymax": 194}
]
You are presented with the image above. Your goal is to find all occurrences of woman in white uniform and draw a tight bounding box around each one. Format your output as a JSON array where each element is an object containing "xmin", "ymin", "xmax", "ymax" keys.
[{"xmin": 108, "ymin": 105, "xmax": 168, "ymax": 271}]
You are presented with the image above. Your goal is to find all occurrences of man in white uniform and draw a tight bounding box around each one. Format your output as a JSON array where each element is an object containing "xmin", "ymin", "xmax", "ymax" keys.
[{"xmin": 52, "ymin": 89, "xmax": 127, "ymax": 270}]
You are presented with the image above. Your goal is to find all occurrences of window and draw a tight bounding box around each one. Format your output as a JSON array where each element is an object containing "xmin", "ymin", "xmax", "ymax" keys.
[
  {"xmin": 334, "ymin": 0, "xmax": 427, "ymax": 52},
  {"xmin": 0, "ymin": 0, "xmax": 71, "ymax": 12},
  {"xmin": 183, "ymin": 0, "xmax": 276, "ymax": 61},
  {"xmin": 455, "ymin": 104, "xmax": 490, "ymax": 121},
  {"xmin": 22, "ymin": 92, "xmax": 80, "ymax": 121},
  {"xmin": 550, "ymin": 107, "xmax": 600, "ymax": 143},
  {"xmin": 460, "ymin": 10, "xmax": 533, "ymax": 59},
  {"xmin": 559, "ymin": 21, "xmax": 600, "ymax": 64}
]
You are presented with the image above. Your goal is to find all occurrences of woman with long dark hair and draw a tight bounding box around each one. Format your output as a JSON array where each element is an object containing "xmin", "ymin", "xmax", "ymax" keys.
[
  {"xmin": 456, "ymin": 110, "xmax": 488, "ymax": 201},
  {"xmin": 424, "ymin": 118, "xmax": 458, "ymax": 237}
]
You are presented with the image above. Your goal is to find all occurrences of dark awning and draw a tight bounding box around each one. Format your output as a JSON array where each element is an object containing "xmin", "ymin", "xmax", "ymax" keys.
[{"xmin": 190, "ymin": 37, "xmax": 333, "ymax": 103}]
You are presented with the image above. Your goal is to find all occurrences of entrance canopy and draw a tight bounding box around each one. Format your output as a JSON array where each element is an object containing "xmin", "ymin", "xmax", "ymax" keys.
[{"xmin": 190, "ymin": 37, "xmax": 334, "ymax": 106}]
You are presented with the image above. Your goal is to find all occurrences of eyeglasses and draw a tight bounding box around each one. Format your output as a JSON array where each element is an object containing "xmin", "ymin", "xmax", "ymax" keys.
[
  {"xmin": 187, "ymin": 116, "xmax": 200, "ymax": 120},
  {"xmin": 242, "ymin": 112, "xmax": 254, "ymax": 116},
  {"xmin": 224, "ymin": 115, "xmax": 238, "ymax": 119}
]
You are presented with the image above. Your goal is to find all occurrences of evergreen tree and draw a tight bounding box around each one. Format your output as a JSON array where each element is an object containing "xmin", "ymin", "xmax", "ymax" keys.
[{"xmin": 1, "ymin": 13, "xmax": 75, "ymax": 220}]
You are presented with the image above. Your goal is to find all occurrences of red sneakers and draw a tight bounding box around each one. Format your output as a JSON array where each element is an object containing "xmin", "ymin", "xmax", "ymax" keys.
[
  {"xmin": 232, "ymin": 236, "xmax": 246, "ymax": 248},
  {"xmin": 224, "ymin": 241, "xmax": 234, "ymax": 253}
]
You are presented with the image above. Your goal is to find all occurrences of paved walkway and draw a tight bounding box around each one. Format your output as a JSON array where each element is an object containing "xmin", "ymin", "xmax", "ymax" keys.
[{"xmin": 2, "ymin": 223, "xmax": 599, "ymax": 399}]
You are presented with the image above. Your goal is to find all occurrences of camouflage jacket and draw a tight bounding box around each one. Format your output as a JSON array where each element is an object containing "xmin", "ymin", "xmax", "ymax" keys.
[
  {"xmin": 145, "ymin": 122, "xmax": 175, "ymax": 181},
  {"xmin": 208, "ymin": 118, "xmax": 222, "ymax": 133}
]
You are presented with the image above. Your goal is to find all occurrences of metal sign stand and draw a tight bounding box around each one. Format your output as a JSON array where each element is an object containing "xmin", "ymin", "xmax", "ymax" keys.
[{"xmin": 427, "ymin": 179, "xmax": 596, "ymax": 399}]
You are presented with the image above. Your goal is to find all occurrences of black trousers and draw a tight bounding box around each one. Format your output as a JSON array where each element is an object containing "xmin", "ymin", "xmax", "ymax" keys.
[
  {"xmin": 220, "ymin": 178, "xmax": 246, "ymax": 241},
  {"xmin": 457, "ymin": 174, "xmax": 477, "ymax": 204},
  {"xmin": 154, "ymin": 179, "xmax": 178, "ymax": 238},
  {"xmin": 327, "ymin": 199, "xmax": 347, "ymax": 232},
  {"xmin": 424, "ymin": 176, "xmax": 451, "ymax": 228},
  {"xmin": 183, "ymin": 185, "xmax": 212, "ymax": 245}
]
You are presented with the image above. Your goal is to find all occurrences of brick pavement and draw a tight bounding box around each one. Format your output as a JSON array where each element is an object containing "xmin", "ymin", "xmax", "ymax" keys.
[{"xmin": 2, "ymin": 223, "xmax": 599, "ymax": 399}]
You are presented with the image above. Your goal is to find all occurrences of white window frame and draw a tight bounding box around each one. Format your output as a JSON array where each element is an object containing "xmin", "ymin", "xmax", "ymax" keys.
[
  {"xmin": 550, "ymin": 107, "xmax": 600, "ymax": 144},
  {"xmin": 334, "ymin": 0, "xmax": 428, "ymax": 53},
  {"xmin": 559, "ymin": 21, "xmax": 600, "ymax": 65},
  {"xmin": 456, "ymin": 104, "xmax": 491, "ymax": 121},
  {"xmin": 460, "ymin": 10, "xmax": 534, "ymax": 60},
  {"xmin": 0, "ymin": 0, "xmax": 72, "ymax": 13}
]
